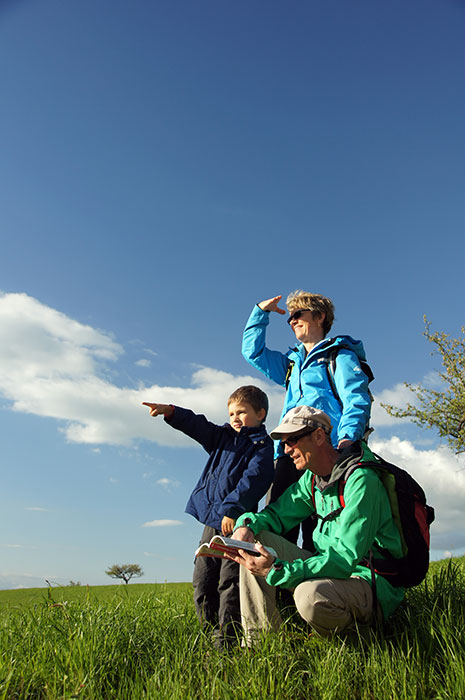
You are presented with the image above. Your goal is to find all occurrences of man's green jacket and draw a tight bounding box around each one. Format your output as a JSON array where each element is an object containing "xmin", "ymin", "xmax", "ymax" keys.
[{"xmin": 235, "ymin": 442, "xmax": 405, "ymax": 620}]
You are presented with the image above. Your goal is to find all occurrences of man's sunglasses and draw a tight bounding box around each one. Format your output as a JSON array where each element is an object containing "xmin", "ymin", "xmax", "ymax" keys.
[
  {"xmin": 287, "ymin": 309, "xmax": 313, "ymax": 325},
  {"xmin": 280, "ymin": 428, "xmax": 317, "ymax": 448}
]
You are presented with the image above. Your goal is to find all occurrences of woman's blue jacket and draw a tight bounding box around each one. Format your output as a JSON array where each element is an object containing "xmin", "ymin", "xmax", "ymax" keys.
[
  {"xmin": 242, "ymin": 305, "xmax": 372, "ymax": 456},
  {"xmin": 166, "ymin": 406, "xmax": 274, "ymax": 530}
]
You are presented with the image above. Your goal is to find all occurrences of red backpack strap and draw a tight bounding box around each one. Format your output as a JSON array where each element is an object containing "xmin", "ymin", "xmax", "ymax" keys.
[
  {"xmin": 337, "ymin": 461, "xmax": 366, "ymax": 509},
  {"xmin": 338, "ymin": 477, "xmax": 346, "ymax": 508},
  {"xmin": 311, "ymin": 473, "xmax": 316, "ymax": 508}
]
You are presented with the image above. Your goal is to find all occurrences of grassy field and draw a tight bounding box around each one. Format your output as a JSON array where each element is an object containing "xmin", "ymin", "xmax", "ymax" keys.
[{"xmin": 0, "ymin": 558, "xmax": 464, "ymax": 699}]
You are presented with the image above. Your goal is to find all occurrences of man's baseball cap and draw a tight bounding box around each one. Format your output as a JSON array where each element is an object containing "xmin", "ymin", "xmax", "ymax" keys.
[{"xmin": 270, "ymin": 405, "xmax": 332, "ymax": 441}]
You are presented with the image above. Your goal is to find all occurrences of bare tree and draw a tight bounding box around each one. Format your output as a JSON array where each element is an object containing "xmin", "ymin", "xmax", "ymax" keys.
[{"xmin": 105, "ymin": 564, "xmax": 144, "ymax": 584}]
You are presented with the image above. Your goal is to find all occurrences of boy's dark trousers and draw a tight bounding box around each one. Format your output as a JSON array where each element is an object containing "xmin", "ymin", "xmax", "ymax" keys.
[{"xmin": 193, "ymin": 525, "xmax": 241, "ymax": 649}]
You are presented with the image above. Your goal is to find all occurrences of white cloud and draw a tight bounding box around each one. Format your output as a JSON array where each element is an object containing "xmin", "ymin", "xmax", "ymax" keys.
[
  {"xmin": 0, "ymin": 293, "xmax": 284, "ymax": 447},
  {"xmin": 24, "ymin": 507, "xmax": 49, "ymax": 512},
  {"xmin": 156, "ymin": 477, "xmax": 180, "ymax": 489},
  {"xmin": 370, "ymin": 384, "xmax": 415, "ymax": 427},
  {"xmin": 135, "ymin": 359, "xmax": 151, "ymax": 368},
  {"xmin": 370, "ymin": 436, "xmax": 465, "ymax": 551},
  {"xmin": 142, "ymin": 519, "xmax": 183, "ymax": 527}
]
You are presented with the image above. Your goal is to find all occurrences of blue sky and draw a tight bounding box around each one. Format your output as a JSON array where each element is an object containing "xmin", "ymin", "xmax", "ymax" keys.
[{"xmin": 1, "ymin": 0, "xmax": 465, "ymax": 588}]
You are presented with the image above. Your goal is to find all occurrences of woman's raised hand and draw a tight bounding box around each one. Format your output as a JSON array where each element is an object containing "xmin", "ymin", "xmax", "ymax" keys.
[{"xmin": 258, "ymin": 295, "xmax": 286, "ymax": 315}]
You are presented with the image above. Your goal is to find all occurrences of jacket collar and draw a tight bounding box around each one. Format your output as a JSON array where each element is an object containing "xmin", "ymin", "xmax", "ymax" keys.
[
  {"xmin": 313, "ymin": 440, "xmax": 375, "ymax": 492},
  {"xmin": 224, "ymin": 422, "xmax": 269, "ymax": 442},
  {"xmin": 289, "ymin": 335, "xmax": 366, "ymax": 365}
]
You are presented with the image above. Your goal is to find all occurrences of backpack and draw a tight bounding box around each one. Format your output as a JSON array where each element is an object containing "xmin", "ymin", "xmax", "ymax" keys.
[{"xmin": 310, "ymin": 449, "xmax": 435, "ymax": 588}]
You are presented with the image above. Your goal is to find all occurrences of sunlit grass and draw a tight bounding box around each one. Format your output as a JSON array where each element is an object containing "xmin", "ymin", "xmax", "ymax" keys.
[{"xmin": 0, "ymin": 559, "xmax": 464, "ymax": 699}]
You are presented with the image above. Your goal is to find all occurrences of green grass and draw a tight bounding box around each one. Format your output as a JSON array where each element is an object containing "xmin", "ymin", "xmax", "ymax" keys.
[
  {"xmin": 0, "ymin": 582, "xmax": 191, "ymax": 609},
  {"xmin": 1, "ymin": 558, "xmax": 464, "ymax": 699}
]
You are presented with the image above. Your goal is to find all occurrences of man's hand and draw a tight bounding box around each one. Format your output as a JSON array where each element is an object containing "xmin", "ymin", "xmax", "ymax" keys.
[
  {"xmin": 228, "ymin": 542, "xmax": 275, "ymax": 578},
  {"xmin": 232, "ymin": 526, "xmax": 255, "ymax": 543},
  {"xmin": 142, "ymin": 402, "xmax": 174, "ymax": 419},
  {"xmin": 221, "ymin": 516, "xmax": 236, "ymax": 537},
  {"xmin": 258, "ymin": 295, "xmax": 286, "ymax": 315}
]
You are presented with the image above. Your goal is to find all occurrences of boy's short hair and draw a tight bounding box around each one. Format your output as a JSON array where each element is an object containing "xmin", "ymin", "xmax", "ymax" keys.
[
  {"xmin": 228, "ymin": 385, "xmax": 269, "ymax": 418},
  {"xmin": 286, "ymin": 290, "xmax": 335, "ymax": 336}
]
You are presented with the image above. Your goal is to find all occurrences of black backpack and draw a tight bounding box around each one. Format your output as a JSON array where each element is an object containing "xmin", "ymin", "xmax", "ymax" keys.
[{"xmin": 310, "ymin": 449, "xmax": 435, "ymax": 588}]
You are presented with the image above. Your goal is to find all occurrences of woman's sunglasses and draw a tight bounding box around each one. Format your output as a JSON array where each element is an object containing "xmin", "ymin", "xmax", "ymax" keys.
[
  {"xmin": 287, "ymin": 309, "xmax": 313, "ymax": 325},
  {"xmin": 280, "ymin": 428, "xmax": 317, "ymax": 448}
]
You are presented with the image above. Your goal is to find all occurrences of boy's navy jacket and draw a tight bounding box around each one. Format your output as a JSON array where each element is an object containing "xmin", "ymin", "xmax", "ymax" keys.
[{"xmin": 166, "ymin": 406, "xmax": 274, "ymax": 531}]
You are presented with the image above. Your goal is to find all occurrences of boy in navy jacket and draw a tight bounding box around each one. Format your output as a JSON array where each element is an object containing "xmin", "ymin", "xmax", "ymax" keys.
[{"xmin": 143, "ymin": 385, "xmax": 274, "ymax": 650}]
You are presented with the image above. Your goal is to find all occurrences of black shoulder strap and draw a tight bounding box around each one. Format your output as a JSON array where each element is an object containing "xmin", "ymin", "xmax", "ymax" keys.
[
  {"xmin": 285, "ymin": 359, "xmax": 295, "ymax": 390},
  {"xmin": 325, "ymin": 345, "xmax": 343, "ymax": 407},
  {"xmin": 324, "ymin": 343, "xmax": 374, "ymax": 408}
]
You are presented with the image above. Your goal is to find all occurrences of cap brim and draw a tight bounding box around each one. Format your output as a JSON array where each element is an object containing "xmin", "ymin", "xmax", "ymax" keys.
[{"xmin": 270, "ymin": 422, "xmax": 309, "ymax": 441}]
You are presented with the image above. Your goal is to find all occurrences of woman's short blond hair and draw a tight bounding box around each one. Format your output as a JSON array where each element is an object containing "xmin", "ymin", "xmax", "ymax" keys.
[{"xmin": 286, "ymin": 290, "xmax": 335, "ymax": 336}]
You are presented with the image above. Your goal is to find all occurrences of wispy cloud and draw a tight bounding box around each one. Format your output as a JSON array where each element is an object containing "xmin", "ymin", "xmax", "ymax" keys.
[
  {"xmin": 0, "ymin": 293, "xmax": 283, "ymax": 447},
  {"xmin": 24, "ymin": 507, "xmax": 49, "ymax": 512},
  {"xmin": 135, "ymin": 359, "xmax": 151, "ymax": 368},
  {"xmin": 156, "ymin": 477, "xmax": 180, "ymax": 489},
  {"xmin": 141, "ymin": 519, "xmax": 183, "ymax": 528}
]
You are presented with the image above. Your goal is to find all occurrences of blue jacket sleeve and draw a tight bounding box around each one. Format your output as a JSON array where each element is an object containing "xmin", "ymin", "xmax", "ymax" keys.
[
  {"xmin": 333, "ymin": 349, "xmax": 372, "ymax": 442},
  {"xmin": 220, "ymin": 440, "xmax": 275, "ymax": 520},
  {"xmin": 165, "ymin": 406, "xmax": 225, "ymax": 454},
  {"xmin": 242, "ymin": 305, "xmax": 290, "ymax": 387}
]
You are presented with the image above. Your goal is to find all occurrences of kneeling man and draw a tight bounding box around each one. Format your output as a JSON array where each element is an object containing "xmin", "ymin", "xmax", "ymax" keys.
[{"xmin": 231, "ymin": 406, "xmax": 405, "ymax": 638}]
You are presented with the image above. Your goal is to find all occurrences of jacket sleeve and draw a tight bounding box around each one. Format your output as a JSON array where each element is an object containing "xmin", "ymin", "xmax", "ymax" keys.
[
  {"xmin": 332, "ymin": 349, "xmax": 372, "ymax": 443},
  {"xmin": 166, "ymin": 406, "xmax": 225, "ymax": 453},
  {"xmin": 242, "ymin": 305, "xmax": 290, "ymax": 387},
  {"xmin": 219, "ymin": 440, "xmax": 275, "ymax": 520},
  {"xmin": 265, "ymin": 470, "xmax": 392, "ymax": 588},
  {"xmin": 235, "ymin": 473, "xmax": 315, "ymax": 535}
]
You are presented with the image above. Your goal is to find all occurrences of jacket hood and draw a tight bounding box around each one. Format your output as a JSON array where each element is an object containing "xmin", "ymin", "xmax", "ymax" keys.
[{"xmin": 314, "ymin": 440, "xmax": 376, "ymax": 492}]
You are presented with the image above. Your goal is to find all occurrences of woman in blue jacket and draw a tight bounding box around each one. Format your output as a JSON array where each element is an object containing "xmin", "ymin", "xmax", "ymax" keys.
[{"xmin": 242, "ymin": 290, "xmax": 372, "ymax": 549}]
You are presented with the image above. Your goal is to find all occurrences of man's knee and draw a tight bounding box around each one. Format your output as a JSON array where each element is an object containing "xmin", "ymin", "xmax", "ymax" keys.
[
  {"xmin": 293, "ymin": 578, "xmax": 373, "ymax": 636},
  {"xmin": 294, "ymin": 580, "xmax": 339, "ymax": 633}
]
